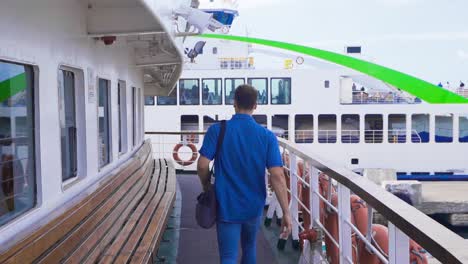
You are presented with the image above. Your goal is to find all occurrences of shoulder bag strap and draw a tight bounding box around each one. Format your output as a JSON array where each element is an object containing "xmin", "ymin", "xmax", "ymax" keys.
[{"xmin": 210, "ymin": 120, "xmax": 226, "ymax": 178}]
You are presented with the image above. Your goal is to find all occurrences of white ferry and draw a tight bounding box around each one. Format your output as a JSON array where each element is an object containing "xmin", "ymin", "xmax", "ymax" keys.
[{"xmin": 144, "ymin": 37, "xmax": 468, "ymax": 180}]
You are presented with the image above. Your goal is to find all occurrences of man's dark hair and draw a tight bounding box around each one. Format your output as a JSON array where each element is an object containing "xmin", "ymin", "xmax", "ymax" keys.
[{"xmin": 234, "ymin": 84, "xmax": 257, "ymax": 110}]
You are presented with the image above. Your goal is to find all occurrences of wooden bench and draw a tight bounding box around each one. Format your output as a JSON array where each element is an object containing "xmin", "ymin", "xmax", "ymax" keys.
[{"xmin": 0, "ymin": 140, "xmax": 177, "ymax": 264}]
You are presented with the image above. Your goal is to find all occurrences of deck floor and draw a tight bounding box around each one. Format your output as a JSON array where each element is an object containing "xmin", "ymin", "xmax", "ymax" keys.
[{"xmin": 176, "ymin": 174, "xmax": 279, "ymax": 264}]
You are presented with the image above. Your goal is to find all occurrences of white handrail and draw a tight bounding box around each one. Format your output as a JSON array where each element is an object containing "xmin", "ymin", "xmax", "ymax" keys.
[{"xmin": 277, "ymin": 137, "xmax": 468, "ymax": 264}]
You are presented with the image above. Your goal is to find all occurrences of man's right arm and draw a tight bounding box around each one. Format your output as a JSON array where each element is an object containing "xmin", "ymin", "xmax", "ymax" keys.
[{"xmin": 268, "ymin": 166, "xmax": 292, "ymax": 237}]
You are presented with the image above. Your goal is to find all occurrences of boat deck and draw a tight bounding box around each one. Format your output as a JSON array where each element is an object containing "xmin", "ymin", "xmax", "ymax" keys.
[{"xmin": 156, "ymin": 173, "xmax": 301, "ymax": 264}]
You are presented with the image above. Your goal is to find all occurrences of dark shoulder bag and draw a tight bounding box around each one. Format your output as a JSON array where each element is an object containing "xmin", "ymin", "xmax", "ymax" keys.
[{"xmin": 196, "ymin": 120, "xmax": 226, "ymax": 229}]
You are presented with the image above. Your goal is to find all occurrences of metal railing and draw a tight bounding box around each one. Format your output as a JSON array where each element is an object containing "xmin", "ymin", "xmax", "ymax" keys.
[
  {"xmin": 317, "ymin": 130, "xmax": 337, "ymax": 143},
  {"xmin": 349, "ymin": 91, "xmax": 418, "ymax": 105},
  {"xmin": 277, "ymin": 137, "xmax": 468, "ymax": 264},
  {"xmin": 456, "ymin": 88, "xmax": 468, "ymax": 98},
  {"xmin": 295, "ymin": 130, "xmax": 314, "ymax": 143},
  {"xmin": 341, "ymin": 130, "xmax": 360, "ymax": 144},
  {"xmin": 145, "ymin": 131, "xmax": 205, "ymax": 169}
]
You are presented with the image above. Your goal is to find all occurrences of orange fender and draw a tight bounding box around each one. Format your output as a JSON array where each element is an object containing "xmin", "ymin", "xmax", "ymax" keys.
[
  {"xmin": 410, "ymin": 240, "xmax": 428, "ymax": 264},
  {"xmin": 359, "ymin": 224, "xmax": 389, "ymax": 264},
  {"xmin": 323, "ymin": 194, "xmax": 340, "ymax": 264}
]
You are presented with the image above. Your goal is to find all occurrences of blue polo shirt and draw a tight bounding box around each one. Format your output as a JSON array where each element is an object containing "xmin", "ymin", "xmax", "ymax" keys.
[{"xmin": 199, "ymin": 114, "xmax": 283, "ymax": 222}]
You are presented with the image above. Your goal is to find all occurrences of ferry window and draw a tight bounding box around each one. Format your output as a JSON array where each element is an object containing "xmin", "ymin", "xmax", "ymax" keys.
[
  {"xmin": 98, "ymin": 79, "xmax": 112, "ymax": 168},
  {"xmin": 203, "ymin": 115, "xmax": 219, "ymax": 131},
  {"xmin": 272, "ymin": 115, "xmax": 289, "ymax": 139},
  {"xmin": 58, "ymin": 70, "xmax": 78, "ymax": 181},
  {"xmin": 324, "ymin": 80, "xmax": 330, "ymax": 88},
  {"xmin": 138, "ymin": 89, "xmax": 143, "ymax": 143},
  {"xmin": 318, "ymin": 115, "xmax": 337, "ymax": 143},
  {"xmin": 157, "ymin": 87, "xmax": 177, "ymax": 106},
  {"xmin": 341, "ymin": 114, "xmax": 359, "ymax": 143},
  {"xmin": 253, "ymin": 115, "xmax": 267, "ymax": 128},
  {"xmin": 0, "ymin": 61, "xmax": 36, "ymax": 227},
  {"xmin": 435, "ymin": 115, "xmax": 453, "ymax": 143},
  {"xmin": 271, "ymin": 78, "xmax": 291, "ymax": 105},
  {"xmin": 144, "ymin": 96, "xmax": 155, "ymax": 106},
  {"xmin": 225, "ymin": 78, "xmax": 244, "ymax": 105},
  {"xmin": 411, "ymin": 114, "xmax": 430, "ymax": 143},
  {"xmin": 460, "ymin": 115, "xmax": 468, "ymax": 143},
  {"xmin": 388, "ymin": 114, "xmax": 406, "ymax": 143},
  {"xmin": 212, "ymin": 47, "xmax": 218, "ymax": 54},
  {"xmin": 365, "ymin": 114, "xmax": 383, "ymax": 143},
  {"xmin": 118, "ymin": 81, "xmax": 127, "ymax": 154},
  {"xmin": 248, "ymin": 78, "xmax": 268, "ymax": 105},
  {"xmin": 181, "ymin": 115, "xmax": 199, "ymax": 143},
  {"xmin": 202, "ymin": 79, "xmax": 222, "ymax": 105},
  {"xmin": 179, "ymin": 79, "xmax": 199, "ymax": 105},
  {"xmin": 295, "ymin": 115, "xmax": 313, "ymax": 143},
  {"xmin": 132, "ymin": 87, "xmax": 136, "ymax": 147}
]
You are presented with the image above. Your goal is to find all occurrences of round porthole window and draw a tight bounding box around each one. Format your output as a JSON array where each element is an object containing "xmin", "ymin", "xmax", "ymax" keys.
[{"xmin": 296, "ymin": 56, "xmax": 304, "ymax": 65}]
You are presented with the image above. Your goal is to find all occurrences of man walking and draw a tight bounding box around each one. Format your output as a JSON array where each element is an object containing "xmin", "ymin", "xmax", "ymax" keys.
[{"xmin": 197, "ymin": 84, "xmax": 292, "ymax": 264}]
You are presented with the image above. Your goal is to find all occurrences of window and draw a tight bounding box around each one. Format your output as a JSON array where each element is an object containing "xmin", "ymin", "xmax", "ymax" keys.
[
  {"xmin": 346, "ymin": 46, "xmax": 362, "ymax": 54},
  {"xmin": 144, "ymin": 96, "xmax": 155, "ymax": 106},
  {"xmin": 181, "ymin": 115, "xmax": 199, "ymax": 143},
  {"xmin": 0, "ymin": 60, "xmax": 36, "ymax": 227},
  {"xmin": 248, "ymin": 78, "xmax": 268, "ymax": 105},
  {"xmin": 225, "ymin": 78, "xmax": 244, "ymax": 105},
  {"xmin": 118, "ymin": 81, "xmax": 127, "ymax": 154},
  {"xmin": 202, "ymin": 79, "xmax": 222, "ymax": 105},
  {"xmin": 58, "ymin": 70, "xmax": 77, "ymax": 181},
  {"xmin": 351, "ymin": 158, "xmax": 359, "ymax": 165},
  {"xmin": 324, "ymin": 80, "xmax": 330, "ymax": 88},
  {"xmin": 157, "ymin": 86, "xmax": 177, "ymax": 105},
  {"xmin": 411, "ymin": 114, "xmax": 429, "ymax": 143},
  {"xmin": 435, "ymin": 115, "xmax": 453, "ymax": 143},
  {"xmin": 460, "ymin": 115, "xmax": 468, "ymax": 143},
  {"xmin": 365, "ymin": 114, "xmax": 383, "ymax": 143},
  {"xmin": 271, "ymin": 78, "xmax": 291, "ymax": 104},
  {"xmin": 341, "ymin": 114, "xmax": 359, "ymax": 143},
  {"xmin": 388, "ymin": 114, "xmax": 406, "ymax": 143},
  {"xmin": 132, "ymin": 87, "xmax": 136, "ymax": 147},
  {"xmin": 272, "ymin": 115, "xmax": 289, "ymax": 139},
  {"xmin": 137, "ymin": 88, "xmax": 142, "ymax": 143},
  {"xmin": 213, "ymin": 47, "xmax": 218, "ymax": 54},
  {"xmin": 253, "ymin": 115, "xmax": 267, "ymax": 128},
  {"xmin": 98, "ymin": 79, "xmax": 111, "ymax": 168},
  {"xmin": 203, "ymin": 115, "xmax": 219, "ymax": 131},
  {"xmin": 295, "ymin": 115, "xmax": 313, "ymax": 143},
  {"xmin": 179, "ymin": 79, "xmax": 199, "ymax": 105},
  {"xmin": 318, "ymin": 115, "xmax": 337, "ymax": 143}
]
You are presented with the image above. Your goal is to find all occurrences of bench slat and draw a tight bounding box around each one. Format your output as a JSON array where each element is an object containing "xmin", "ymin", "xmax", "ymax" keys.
[
  {"xmin": 63, "ymin": 160, "xmax": 160, "ymax": 264},
  {"xmin": 79, "ymin": 159, "xmax": 162, "ymax": 264},
  {"xmin": 132, "ymin": 160, "xmax": 177, "ymax": 264},
  {"xmin": 2, "ymin": 145, "xmax": 152, "ymax": 264},
  {"xmin": 37, "ymin": 159, "xmax": 155, "ymax": 263},
  {"xmin": 97, "ymin": 159, "xmax": 167, "ymax": 263},
  {"xmin": 131, "ymin": 192, "xmax": 175, "ymax": 264},
  {"xmin": 113, "ymin": 161, "xmax": 170, "ymax": 263}
]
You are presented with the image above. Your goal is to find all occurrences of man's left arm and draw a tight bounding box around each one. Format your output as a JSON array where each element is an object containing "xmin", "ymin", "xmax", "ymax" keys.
[
  {"xmin": 197, "ymin": 125, "xmax": 217, "ymax": 192},
  {"xmin": 197, "ymin": 156, "xmax": 211, "ymax": 192}
]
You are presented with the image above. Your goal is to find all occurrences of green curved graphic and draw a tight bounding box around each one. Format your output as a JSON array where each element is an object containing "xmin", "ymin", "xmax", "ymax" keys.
[
  {"xmin": 200, "ymin": 34, "xmax": 468, "ymax": 104},
  {"xmin": 0, "ymin": 73, "xmax": 27, "ymax": 103}
]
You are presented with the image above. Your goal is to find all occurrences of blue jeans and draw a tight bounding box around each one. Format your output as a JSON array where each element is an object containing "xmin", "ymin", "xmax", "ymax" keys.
[{"xmin": 216, "ymin": 216, "xmax": 261, "ymax": 264}]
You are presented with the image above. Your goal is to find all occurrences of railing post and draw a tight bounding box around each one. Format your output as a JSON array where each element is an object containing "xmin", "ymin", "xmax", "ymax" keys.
[
  {"xmin": 309, "ymin": 163, "xmax": 323, "ymax": 262},
  {"xmin": 337, "ymin": 183, "xmax": 352, "ymax": 263},
  {"xmin": 388, "ymin": 223, "xmax": 409, "ymax": 264},
  {"xmin": 289, "ymin": 153, "xmax": 299, "ymax": 247}
]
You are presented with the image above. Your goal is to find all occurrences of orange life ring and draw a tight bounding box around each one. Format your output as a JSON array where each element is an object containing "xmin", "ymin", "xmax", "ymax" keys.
[{"xmin": 172, "ymin": 143, "xmax": 198, "ymax": 166}]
